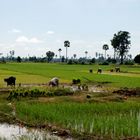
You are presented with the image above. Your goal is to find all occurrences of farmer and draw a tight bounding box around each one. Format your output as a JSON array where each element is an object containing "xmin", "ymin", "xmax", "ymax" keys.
[
  {"xmin": 97, "ymin": 68, "xmax": 102, "ymax": 74},
  {"xmin": 49, "ymin": 77, "xmax": 59, "ymax": 87}
]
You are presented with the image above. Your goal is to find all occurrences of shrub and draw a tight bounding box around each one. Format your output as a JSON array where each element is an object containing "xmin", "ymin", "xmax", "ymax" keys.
[
  {"xmin": 7, "ymin": 87, "xmax": 74, "ymax": 100},
  {"xmin": 99, "ymin": 61, "xmax": 109, "ymax": 65},
  {"xmin": 124, "ymin": 61, "xmax": 134, "ymax": 65},
  {"xmin": 67, "ymin": 59, "xmax": 73, "ymax": 64}
]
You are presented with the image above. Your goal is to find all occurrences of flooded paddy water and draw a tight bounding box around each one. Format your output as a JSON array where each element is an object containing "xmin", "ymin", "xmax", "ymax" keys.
[{"xmin": 0, "ymin": 123, "xmax": 71, "ymax": 140}]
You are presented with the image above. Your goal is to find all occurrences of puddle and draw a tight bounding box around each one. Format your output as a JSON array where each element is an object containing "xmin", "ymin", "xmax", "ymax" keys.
[{"xmin": 0, "ymin": 123, "xmax": 71, "ymax": 140}]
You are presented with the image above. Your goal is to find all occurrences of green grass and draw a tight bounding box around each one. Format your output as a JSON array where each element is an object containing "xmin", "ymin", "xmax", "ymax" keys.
[
  {"xmin": 15, "ymin": 101, "xmax": 140, "ymax": 138},
  {"xmin": 0, "ymin": 63, "xmax": 139, "ymax": 88}
]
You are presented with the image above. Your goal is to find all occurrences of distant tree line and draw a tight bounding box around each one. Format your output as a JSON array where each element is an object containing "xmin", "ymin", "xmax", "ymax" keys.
[{"xmin": 0, "ymin": 30, "xmax": 140, "ymax": 65}]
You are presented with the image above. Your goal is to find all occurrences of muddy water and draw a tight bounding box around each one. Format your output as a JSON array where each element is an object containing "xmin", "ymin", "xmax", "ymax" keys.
[{"xmin": 0, "ymin": 123, "xmax": 71, "ymax": 140}]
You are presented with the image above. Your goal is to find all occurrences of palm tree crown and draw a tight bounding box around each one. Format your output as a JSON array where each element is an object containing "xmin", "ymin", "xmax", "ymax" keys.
[
  {"xmin": 64, "ymin": 40, "xmax": 70, "ymax": 62},
  {"xmin": 103, "ymin": 44, "xmax": 109, "ymax": 60}
]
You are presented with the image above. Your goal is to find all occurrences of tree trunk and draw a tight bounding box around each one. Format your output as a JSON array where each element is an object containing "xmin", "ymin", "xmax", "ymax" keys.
[
  {"xmin": 120, "ymin": 55, "xmax": 123, "ymax": 64},
  {"xmin": 114, "ymin": 48, "xmax": 116, "ymax": 60},
  {"xmin": 105, "ymin": 50, "xmax": 106, "ymax": 60},
  {"xmin": 66, "ymin": 47, "xmax": 68, "ymax": 62}
]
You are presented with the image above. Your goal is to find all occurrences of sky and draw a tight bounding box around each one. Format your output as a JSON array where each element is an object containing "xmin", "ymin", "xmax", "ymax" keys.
[{"xmin": 0, "ymin": 0, "xmax": 140, "ymax": 58}]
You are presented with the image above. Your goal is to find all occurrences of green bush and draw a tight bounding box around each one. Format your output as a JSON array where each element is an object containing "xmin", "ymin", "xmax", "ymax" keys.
[
  {"xmin": 7, "ymin": 87, "xmax": 74, "ymax": 100},
  {"xmin": 99, "ymin": 61, "xmax": 109, "ymax": 65},
  {"xmin": 124, "ymin": 61, "xmax": 134, "ymax": 65}
]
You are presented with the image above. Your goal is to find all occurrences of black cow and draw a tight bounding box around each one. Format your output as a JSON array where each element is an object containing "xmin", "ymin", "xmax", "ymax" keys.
[
  {"xmin": 115, "ymin": 67, "xmax": 120, "ymax": 72},
  {"xmin": 89, "ymin": 69, "xmax": 93, "ymax": 73},
  {"xmin": 97, "ymin": 68, "xmax": 102, "ymax": 74},
  {"xmin": 110, "ymin": 69, "xmax": 114, "ymax": 72},
  {"xmin": 4, "ymin": 76, "xmax": 16, "ymax": 86},
  {"xmin": 72, "ymin": 79, "xmax": 81, "ymax": 84}
]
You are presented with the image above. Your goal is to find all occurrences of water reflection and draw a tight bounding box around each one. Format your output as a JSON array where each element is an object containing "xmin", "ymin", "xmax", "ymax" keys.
[{"xmin": 0, "ymin": 123, "xmax": 69, "ymax": 140}]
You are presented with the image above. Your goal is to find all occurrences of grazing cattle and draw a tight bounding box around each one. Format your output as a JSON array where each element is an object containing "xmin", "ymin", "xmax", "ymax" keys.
[
  {"xmin": 110, "ymin": 69, "xmax": 114, "ymax": 72},
  {"xmin": 49, "ymin": 77, "xmax": 59, "ymax": 87},
  {"xmin": 4, "ymin": 76, "xmax": 16, "ymax": 86},
  {"xmin": 72, "ymin": 79, "xmax": 81, "ymax": 84},
  {"xmin": 97, "ymin": 68, "xmax": 102, "ymax": 74},
  {"xmin": 89, "ymin": 69, "xmax": 93, "ymax": 73},
  {"xmin": 115, "ymin": 67, "xmax": 120, "ymax": 72}
]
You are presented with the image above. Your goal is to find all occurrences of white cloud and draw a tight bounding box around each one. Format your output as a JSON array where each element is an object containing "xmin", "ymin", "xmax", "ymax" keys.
[
  {"xmin": 56, "ymin": 39, "xmax": 62, "ymax": 43},
  {"xmin": 8, "ymin": 28, "xmax": 21, "ymax": 33},
  {"xmin": 47, "ymin": 31, "xmax": 55, "ymax": 35},
  {"xmin": 30, "ymin": 37, "xmax": 43, "ymax": 43},
  {"xmin": 16, "ymin": 36, "xmax": 43, "ymax": 44},
  {"xmin": 0, "ymin": 43, "xmax": 5, "ymax": 47}
]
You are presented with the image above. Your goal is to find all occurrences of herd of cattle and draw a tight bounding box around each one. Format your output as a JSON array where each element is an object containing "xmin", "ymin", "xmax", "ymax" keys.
[
  {"xmin": 4, "ymin": 67, "xmax": 120, "ymax": 87},
  {"xmin": 90, "ymin": 67, "xmax": 120, "ymax": 74}
]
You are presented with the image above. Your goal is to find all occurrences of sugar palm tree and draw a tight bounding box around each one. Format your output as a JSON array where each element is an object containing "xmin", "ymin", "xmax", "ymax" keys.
[
  {"xmin": 64, "ymin": 40, "xmax": 70, "ymax": 62},
  {"xmin": 58, "ymin": 48, "xmax": 62, "ymax": 61},
  {"xmin": 85, "ymin": 51, "xmax": 88, "ymax": 59},
  {"xmin": 103, "ymin": 44, "xmax": 109, "ymax": 60},
  {"xmin": 73, "ymin": 54, "xmax": 76, "ymax": 60}
]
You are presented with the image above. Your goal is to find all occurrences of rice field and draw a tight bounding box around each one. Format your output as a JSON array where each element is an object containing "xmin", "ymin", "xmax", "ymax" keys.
[
  {"xmin": 15, "ymin": 101, "xmax": 140, "ymax": 138},
  {"xmin": 0, "ymin": 63, "xmax": 139, "ymax": 88},
  {"xmin": 0, "ymin": 62, "xmax": 140, "ymax": 139}
]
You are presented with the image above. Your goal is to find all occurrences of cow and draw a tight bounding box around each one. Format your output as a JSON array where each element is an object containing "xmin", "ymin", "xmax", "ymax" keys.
[
  {"xmin": 97, "ymin": 68, "xmax": 102, "ymax": 74},
  {"xmin": 115, "ymin": 67, "xmax": 120, "ymax": 72},
  {"xmin": 4, "ymin": 76, "xmax": 16, "ymax": 87},
  {"xmin": 110, "ymin": 69, "xmax": 114, "ymax": 72},
  {"xmin": 49, "ymin": 77, "xmax": 59, "ymax": 87},
  {"xmin": 89, "ymin": 69, "xmax": 93, "ymax": 73},
  {"xmin": 72, "ymin": 79, "xmax": 81, "ymax": 84}
]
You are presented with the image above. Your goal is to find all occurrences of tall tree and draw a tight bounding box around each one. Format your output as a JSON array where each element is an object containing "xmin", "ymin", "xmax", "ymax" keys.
[
  {"xmin": 134, "ymin": 54, "xmax": 140, "ymax": 64},
  {"xmin": 73, "ymin": 54, "xmax": 76, "ymax": 59},
  {"xmin": 85, "ymin": 51, "xmax": 88, "ymax": 59},
  {"xmin": 95, "ymin": 52, "xmax": 98, "ymax": 58},
  {"xmin": 64, "ymin": 40, "xmax": 70, "ymax": 62},
  {"xmin": 46, "ymin": 51, "xmax": 55, "ymax": 62},
  {"xmin": 17, "ymin": 56, "xmax": 22, "ymax": 63},
  {"xmin": 111, "ymin": 31, "xmax": 131, "ymax": 64},
  {"xmin": 102, "ymin": 44, "xmax": 109, "ymax": 60},
  {"xmin": 58, "ymin": 48, "xmax": 62, "ymax": 61},
  {"xmin": 9, "ymin": 50, "xmax": 15, "ymax": 60}
]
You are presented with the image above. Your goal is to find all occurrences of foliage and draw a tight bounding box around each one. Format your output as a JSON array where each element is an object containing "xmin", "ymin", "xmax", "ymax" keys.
[
  {"xmin": 64, "ymin": 40, "xmax": 70, "ymax": 48},
  {"xmin": 67, "ymin": 59, "xmax": 73, "ymax": 64},
  {"xmin": 64, "ymin": 40, "xmax": 70, "ymax": 62},
  {"xmin": 102, "ymin": 44, "xmax": 109, "ymax": 59},
  {"xmin": 7, "ymin": 88, "xmax": 74, "ymax": 100},
  {"xmin": 61, "ymin": 56, "xmax": 65, "ymax": 62},
  {"xmin": 134, "ymin": 54, "xmax": 140, "ymax": 64},
  {"xmin": 46, "ymin": 51, "xmax": 55, "ymax": 62},
  {"xmin": 124, "ymin": 61, "xmax": 134, "ymax": 65},
  {"xmin": 99, "ymin": 61, "xmax": 109, "ymax": 65},
  {"xmin": 111, "ymin": 31, "xmax": 131, "ymax": 64},
  {"xmin": 90, "ymin": 58, "xmax": 95, "ymax": 63},
  {"xmin": 29, "ymin": 56, "xmax": 37, "ymax": 62},
  {"xmin": 17, "ymin": 56, "xmax": 22, "ymax": 63}
]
